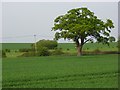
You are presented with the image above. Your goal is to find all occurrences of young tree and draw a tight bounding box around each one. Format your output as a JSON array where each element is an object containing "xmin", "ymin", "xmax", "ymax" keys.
[
  {"xmin": 52, "ymin": 7, "xmax": 115, "ymax": 56},
  {"xmin": 32, "ymin": 40, "xmax": 58, "ymax": 50}
]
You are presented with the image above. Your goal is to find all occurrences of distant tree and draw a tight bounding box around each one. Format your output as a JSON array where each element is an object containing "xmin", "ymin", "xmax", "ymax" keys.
[
  {"xmin": 52, "ymin": 7, "xmax": 115, "ymax": 56},
  {"xmin": 109, "ymin": 36, "xmax": 115, "ymax": 42}
]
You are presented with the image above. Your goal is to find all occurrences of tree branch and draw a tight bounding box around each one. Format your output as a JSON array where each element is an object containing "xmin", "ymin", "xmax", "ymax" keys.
[{"xmin": 83, "ymin": 37, "xmax": 93, "ymax": 45}]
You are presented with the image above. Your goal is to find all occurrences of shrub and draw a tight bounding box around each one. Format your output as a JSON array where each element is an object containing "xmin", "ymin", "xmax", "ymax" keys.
[
  {"xmin": 59, "ymin": 48, "xmax": 62, "ymax": 50},
  {"xmin": 20, "ymin": 52, "xmax": 36, "ymax": 57},
  {"xmin": 2, "ymin": 50, "xmax": 6, "ymax": 58},
  {"xmin": 32, "ymin": 40, "xmax": 58, "ymax": 50},
  {"xmin": 51, "ymin": 49, "xmax": 64, "ymax": 55},
  {"xmin": 20, "ymin": 47, "xmax": 50, "ymax": 57},
  {"xmin": 19, "ymin": 48, "xmax": 32, "ymax": 52},
  {"xmin": 5, "ymin": 49, "xmax": 10, "ymax": 53},
  {"xmin": 0, "ymin": 50, "xmax": 1, "ymax": 58},
  {"xmin": 15, "ymin": 50, "xmax": 18, "ymax": 53},
  {"xmin": 93, "ymin": 49, "xmax": 101, "ymax": 54},
  {"xmin": 67, "ymin": 48, "xmax": 70, "ymax": 51},
  {"xmin": 37, "ymin": 47, "xmax": 50, "ymax": 56}
]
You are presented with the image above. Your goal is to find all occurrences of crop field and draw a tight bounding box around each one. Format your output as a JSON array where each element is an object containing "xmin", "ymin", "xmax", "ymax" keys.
[
  {"xmin": 2, "ymin": 43, "xmax": 32, "ymax": 50},
  {"xmin": 58, "ymin": 43, "xmax": 118, "ymax": 52},
  {"xmin": 2, "ymin": 42, "xmax": 118, "ymax": 52},
  {"xmin": 2, "ymin": 54, "xmax": 118, "ymax": 88},
  {"xmin": 2, "ymin": 42, "xmax": 119, "ymax": 88}
]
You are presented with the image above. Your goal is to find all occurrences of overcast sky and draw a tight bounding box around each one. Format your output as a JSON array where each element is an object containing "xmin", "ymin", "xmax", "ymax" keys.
[{"xmin": 2, "ymin": 2, "xmax": 118, "ymax": 43}]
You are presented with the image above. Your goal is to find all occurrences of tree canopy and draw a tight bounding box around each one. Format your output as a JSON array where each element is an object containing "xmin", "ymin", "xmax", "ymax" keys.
[
  {"xmin": 109, "ymin": 36, "xmax": 115, "ymax": 42},
  {"xmin": 52, "ymin": 7, "xmax": 115, "ymax": 56}
]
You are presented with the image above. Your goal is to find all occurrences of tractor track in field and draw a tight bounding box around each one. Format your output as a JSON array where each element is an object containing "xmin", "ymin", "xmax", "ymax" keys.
[{"xmin": 3, "ymin": 71, "xmax": 118, "ymax": 87}]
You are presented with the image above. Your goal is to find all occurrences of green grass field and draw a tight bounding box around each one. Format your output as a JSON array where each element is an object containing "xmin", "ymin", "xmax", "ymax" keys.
[
  {"xmin": 2, "ymin": 43, "xmax": 32, "ymax": 50},
  {"xmin": 2, "ymin": 43, "xmax": 118, "ymax": 88},
  {"xmin": 3, "ymin": 54, "xmax": 118, "ymax": 88},
  {"xmin": 2, "ymin": 42, "xmax": 118, "ymax": 52},
  {"xmin": 58, "ymin": 42, "xmax": 118, "ymax": 52}
]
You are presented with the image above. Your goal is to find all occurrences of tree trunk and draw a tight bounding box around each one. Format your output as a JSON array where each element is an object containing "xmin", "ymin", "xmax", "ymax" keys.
[
  {"xmin": 75, "ymin": 38, "xmax": 84, "ymax": 56},
  {"xmin": 77, "ymin": 45, "xmax": 82, "ymax": 56}
]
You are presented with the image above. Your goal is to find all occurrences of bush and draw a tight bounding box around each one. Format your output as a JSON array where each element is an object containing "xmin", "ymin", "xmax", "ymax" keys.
[
  {"xmin": 0, "ymin": 50, "xmax": 1, "ymax": 58},
  {"xmin": 20, "ymin": 52, "xmax": 36, "ymax": 57},
  {"xmin": 19, "ymin": 48, "xmax": 32, "ymax": 52},
  {"xmin": 37, "ymin": 47, "xmax": 50, "ymax": 56},
  {"xmin": 20, "ymin": 47, "xmax": 50, "ymax": 57},
  {"xmin": 51, "ymin": 49, "xmax": 64, "ymax": 55},
  {"xmin": 59, "ymin": 48, "xmax": 62, "ymax": 50},
  {"xmin": 32, "ymin": 40, "xmax": 58, "ymax": 50},
  {"xmin": 93, "ymin": 49, "xmax": 101, "ymax": 54},
  {"xmin": 2, "ymin": 50, "xmax": 6, "ymax": 58},
  {"xmin": 5, "ymin": 49, "xmax": 10, "ymax": 53},
  {"xmin": 67, "ymin": 48, "xmax": 70, "ymax": 51}
]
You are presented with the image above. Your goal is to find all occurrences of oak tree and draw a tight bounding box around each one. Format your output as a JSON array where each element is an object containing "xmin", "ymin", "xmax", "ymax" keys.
[{"xmin": 52, "ymin": 8, "xmax": 115, "ymax": 56}]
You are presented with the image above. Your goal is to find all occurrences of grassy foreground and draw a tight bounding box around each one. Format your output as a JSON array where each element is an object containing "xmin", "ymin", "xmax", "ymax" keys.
[{"xmin": 3, "ymin": 54, "xmax": 118, "ymax": 88}]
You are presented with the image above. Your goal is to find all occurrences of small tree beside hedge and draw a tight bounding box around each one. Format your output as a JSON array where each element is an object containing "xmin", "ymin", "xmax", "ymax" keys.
[
  {"xmin": 21, "ymin": 40, "xmax": 60, "ymax": 57},
  {"xmin": 32, "ymin": 40, "xmax": 58, "ymax": 50}
]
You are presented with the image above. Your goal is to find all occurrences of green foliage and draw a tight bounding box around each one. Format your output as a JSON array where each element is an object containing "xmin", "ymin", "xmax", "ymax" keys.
[
  {"xmin": 3, "ymin": 55, "xmax": 118, "ymax": 88},
  {"xmin": 51, "ymin": 49, "xmax": 64, "ymax": 55},
  {"xmin": 20, "ymin": 40, "xmax": 57, "ymax": 57},
  {"xmin": 93, "ymin": 49, "xmax": 101, "ymax": 54},
  {"xmin": 32, "ymin": 40, "xmax": 58, "ymax": 50},
  {"xmin": 52, "ymin": 7, "xmax": 115, "ymax": 55},
  {"xmin": 66, "ymin": 48, "xmax": 70, "ymax": 51},
  {"xmin": 5, "ymin": 49, "xmax": 10, "ymax": 53},
  {"xmin": 1, "ymin": 43, "xmax": 118, "ymax": 58},
  {"xmin": 2, "ymin": 50, "xmax": 6, "ymax": 58},
  {"xmin": 19, "ymin": 48, "xmax": 32, "ymax": 52},
  {"xmin": 21, "ymin": 47, "xmax": 50, "ymax": 57},
  {"xmin": 21, "ymin": 52, "xmax": 36, "ymax": 57},
  {"xmin": 37, "ymin": 47, "xmax": 50, "ymax": 56},
  {"xmin": 118, "ymin": 36, "xmax": 120, "ymax": 51},
  {"xmin": 109, "ymin": 36, "xmax": 115, "ymax": 42},
  {"xmin": 0, "ymin": 50, "xmax": 1, "ymax": 57}
]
